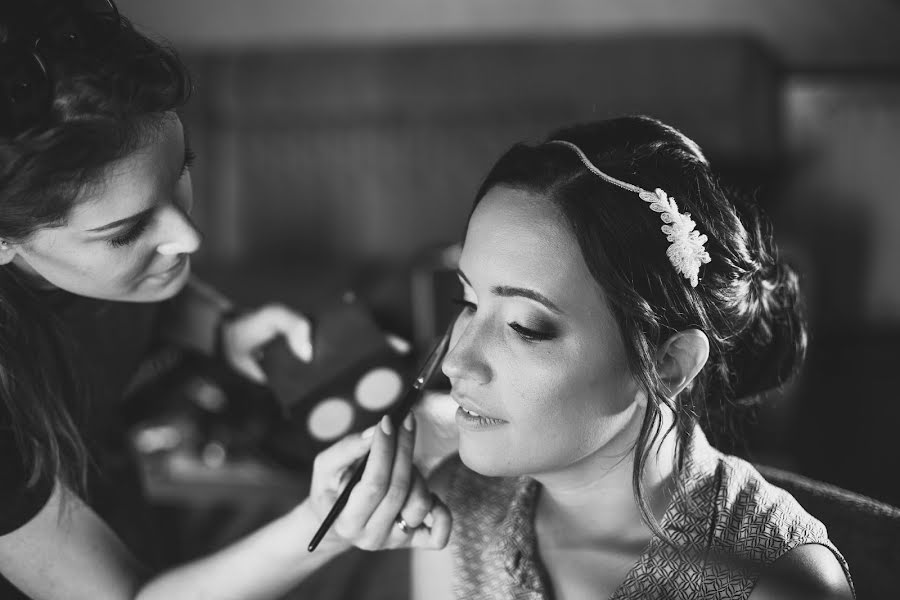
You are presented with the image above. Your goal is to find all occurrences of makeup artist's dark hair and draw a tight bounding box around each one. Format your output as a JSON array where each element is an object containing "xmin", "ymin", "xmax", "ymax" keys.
[
  {"xmin": 0, "ymin": 2, "xmax": 191, "ymax": 494},
  {"xmin": 471, "ymin": 115, "xmax": 806, "ymax": 539}
]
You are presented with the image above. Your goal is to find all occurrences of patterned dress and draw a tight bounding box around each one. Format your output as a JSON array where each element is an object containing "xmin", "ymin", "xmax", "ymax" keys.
[{"xmin": 443, "ymin": 424, "xmax": 854, "ymax": 599}]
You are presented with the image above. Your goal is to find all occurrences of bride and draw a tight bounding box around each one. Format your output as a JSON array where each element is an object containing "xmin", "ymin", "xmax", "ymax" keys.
[{"xmin": 411, "ymin": 116, "xmax": 853, "ymax": 600}]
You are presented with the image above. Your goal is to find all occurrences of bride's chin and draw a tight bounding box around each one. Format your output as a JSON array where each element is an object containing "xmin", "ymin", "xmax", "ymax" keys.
[{"xmin": 459, "ymin": 442, "xmax": 518, "ymax": 478}]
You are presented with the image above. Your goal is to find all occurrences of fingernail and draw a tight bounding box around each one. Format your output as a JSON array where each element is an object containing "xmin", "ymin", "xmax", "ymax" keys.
[
  {"xmin": 380, "ymin": 414, "xmax": 393, "ymax": 435},
  {"xmin": 361, "ymin": 425, "xmax": 377, "ymax": 439},
  {"xmin": 403, "ymin": 412, "xmax": 415, "ymax": 431}
]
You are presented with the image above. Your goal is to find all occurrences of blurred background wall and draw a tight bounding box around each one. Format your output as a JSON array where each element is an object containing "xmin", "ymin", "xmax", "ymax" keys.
[{"xmin": 115, "ymin": 0, "xmax": 900, "ymax": 504}]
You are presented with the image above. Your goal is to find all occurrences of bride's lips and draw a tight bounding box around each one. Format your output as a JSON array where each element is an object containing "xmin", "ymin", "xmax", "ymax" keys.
[{"xmin": 451, "ymin": 392, "xmax": 507, "ymax": 430}]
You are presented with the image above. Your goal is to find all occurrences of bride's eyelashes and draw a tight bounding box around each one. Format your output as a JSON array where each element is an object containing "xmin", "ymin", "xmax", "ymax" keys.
[
  {"xmin": 508, "ymin": 321, "xmax": 556, "ymax": 342},
  {"xmin": 450, "ymin": 298, "xmax": 557, "ymax": 343}
]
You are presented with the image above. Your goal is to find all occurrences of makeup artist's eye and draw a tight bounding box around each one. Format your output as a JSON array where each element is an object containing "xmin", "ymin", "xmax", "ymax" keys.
[
  {"xmin": 509, "ymin": 322, "xmax": 556, "ymax": 343},
  {"xmin": 108, "ymin": 217, "xmax": 151, "ymax": 248}
]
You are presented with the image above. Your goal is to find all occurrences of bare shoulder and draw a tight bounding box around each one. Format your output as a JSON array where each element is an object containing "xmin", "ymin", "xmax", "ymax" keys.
[{"xmin": 749, "ymin": 543, "xmax": 853, "ymax": 600}]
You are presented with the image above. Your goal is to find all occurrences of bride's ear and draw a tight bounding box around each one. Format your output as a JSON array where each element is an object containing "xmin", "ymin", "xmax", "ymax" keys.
[{"xmin": 655, "ymin": 329, "xmax": 710, "ymax": 398}]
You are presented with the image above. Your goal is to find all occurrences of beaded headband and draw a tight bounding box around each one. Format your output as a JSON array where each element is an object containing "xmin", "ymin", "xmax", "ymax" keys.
[{"xmin": 547, "ymin": 140, "xmax": 711, "ymax": 287}]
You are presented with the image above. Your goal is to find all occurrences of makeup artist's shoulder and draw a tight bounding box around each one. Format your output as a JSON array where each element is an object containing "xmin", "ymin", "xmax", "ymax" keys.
[{"xmin": 748, "ymin": 544, "xmax": 853, "ymax": 600}]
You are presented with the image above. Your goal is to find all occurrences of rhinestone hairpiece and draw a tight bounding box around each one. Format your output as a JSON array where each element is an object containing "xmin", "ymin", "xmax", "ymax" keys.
[{"xmin": 547, "ymin": 140, "xmax": 711, "ymax": 287}]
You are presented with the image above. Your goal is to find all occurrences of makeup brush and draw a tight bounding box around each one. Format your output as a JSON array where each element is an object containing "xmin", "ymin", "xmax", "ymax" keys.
[{"xmin": 307, "ymin": 318, "xmax": 454, "ymax": 552}]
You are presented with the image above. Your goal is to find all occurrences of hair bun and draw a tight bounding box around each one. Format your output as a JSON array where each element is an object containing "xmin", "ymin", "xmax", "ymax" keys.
[{"xmin": 729, "ymin": 204, "xmax": 808, "ymax": 401}]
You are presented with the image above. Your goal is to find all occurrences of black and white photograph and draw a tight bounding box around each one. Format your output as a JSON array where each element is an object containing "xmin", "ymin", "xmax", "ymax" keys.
[{"xmin": 1, "ymin": 1, "xmax": 899, "ymax": 598}]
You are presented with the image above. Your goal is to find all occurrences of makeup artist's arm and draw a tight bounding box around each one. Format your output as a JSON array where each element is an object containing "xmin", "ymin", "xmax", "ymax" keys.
[{"xmin": 0, "ymin": 413, "xmax": 446, "ymax": 600}]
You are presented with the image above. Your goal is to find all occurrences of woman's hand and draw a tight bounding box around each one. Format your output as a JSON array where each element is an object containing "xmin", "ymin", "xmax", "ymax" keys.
[
  {"xmin": 220, "ymin": 304, "xmax": 312, "ymax": 382},
  {"xmin": 308, "ymin": 413, "xmax": 452, "ymax": 552}
]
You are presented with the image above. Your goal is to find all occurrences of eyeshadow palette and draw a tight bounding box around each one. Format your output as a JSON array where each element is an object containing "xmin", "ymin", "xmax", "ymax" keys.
[{"xmin": 261, "ymin": 293, "xmax": 412, "ymax": 461}]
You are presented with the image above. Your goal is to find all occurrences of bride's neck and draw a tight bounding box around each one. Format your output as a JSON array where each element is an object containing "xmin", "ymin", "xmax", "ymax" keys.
[{"xmin": 533, "ymin": 405, "xmax": 678, "ymax": 546}]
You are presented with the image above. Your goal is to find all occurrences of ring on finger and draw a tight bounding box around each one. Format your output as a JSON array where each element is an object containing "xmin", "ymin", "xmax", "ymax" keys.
[{"xmin": 395, "ymin": 517, "xmax": 413, "ymax": 534}]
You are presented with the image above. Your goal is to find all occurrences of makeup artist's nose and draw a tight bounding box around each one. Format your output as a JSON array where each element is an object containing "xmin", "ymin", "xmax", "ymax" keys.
[
  {"xmin": 442, "ymin": 313, "xmax": 492, "ymax": 384},
  {"xmin": 155, "ymin": 203, "xmax": 201, "ymax": 256}
]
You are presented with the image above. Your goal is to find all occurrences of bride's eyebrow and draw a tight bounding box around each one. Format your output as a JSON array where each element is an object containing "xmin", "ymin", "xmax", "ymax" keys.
[
  {"xmin": 457, "ymin": 268, "xmax": 563, "ymax": 315},
  {"xmin": 493, "ymin": 285, "xmax": 562, "ymax": 314}
]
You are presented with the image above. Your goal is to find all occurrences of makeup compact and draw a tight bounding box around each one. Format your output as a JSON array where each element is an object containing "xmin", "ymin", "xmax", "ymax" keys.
[{"xmin": 260, "ymin": 293, "xmax": 413, "ymax": 462}]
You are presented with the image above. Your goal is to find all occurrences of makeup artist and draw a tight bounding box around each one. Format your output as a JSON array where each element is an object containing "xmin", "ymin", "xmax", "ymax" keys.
[{"xmin": 0, "ymin": 1, "xmax": 450, "ymax": 598}]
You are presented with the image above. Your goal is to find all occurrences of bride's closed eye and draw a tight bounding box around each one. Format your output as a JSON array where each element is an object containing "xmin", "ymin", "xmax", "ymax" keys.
[
  {"xmin": 450, "ymin": 298, "xmax": 557, "ymax": 343},
  {"xmin": 508, "ymin": 321, "xmax": 556, "ymax": 342}
]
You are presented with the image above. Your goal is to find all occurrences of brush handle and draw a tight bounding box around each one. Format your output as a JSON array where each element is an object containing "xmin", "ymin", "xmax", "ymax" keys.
[
  {"xmin": 306, "ymin": 316, "xmax": 456, "ymax": 552},
  {"xmin": 307, "ymin": 453, "xmax": 368, "ymax": 552}
]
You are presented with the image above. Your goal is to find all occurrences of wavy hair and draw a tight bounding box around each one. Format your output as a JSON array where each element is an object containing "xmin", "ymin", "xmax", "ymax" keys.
[
  {"xmin": 471, "ymin": 115, "xmax": 807, "ymax": 539},
  {"xmin": 0, "ymin": 2, "xmax": 191, "ymax": 494}
]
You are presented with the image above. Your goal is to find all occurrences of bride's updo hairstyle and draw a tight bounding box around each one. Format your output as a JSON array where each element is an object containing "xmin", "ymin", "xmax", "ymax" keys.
[{"xmin": 471, "ymin": 115, "xmax": 806, "ymax": 536}]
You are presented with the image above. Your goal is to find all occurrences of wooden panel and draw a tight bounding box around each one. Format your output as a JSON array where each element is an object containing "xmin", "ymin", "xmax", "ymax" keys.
[
  {"xmin": 181, "ymin": 36, "xmax": 781, "ymax": 265},
  {"xmin": 120, "ymin": 0, "xmax": 900, "ymax": 71}
]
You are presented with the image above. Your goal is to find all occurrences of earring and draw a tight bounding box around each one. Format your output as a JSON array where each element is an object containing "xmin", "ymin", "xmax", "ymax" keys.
[{"xmin": 634, "ymin": 389, "xmax": 649, "ymax": 406}]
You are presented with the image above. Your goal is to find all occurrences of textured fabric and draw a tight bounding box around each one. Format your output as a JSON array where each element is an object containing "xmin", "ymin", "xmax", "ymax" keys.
[
  {"xmin": 756, "ymin": 465, "xmax": 900, "ymax": 598},
  {"xmin": 444, "ymin": 424, "xmax": 854, "ymax": 600}
]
